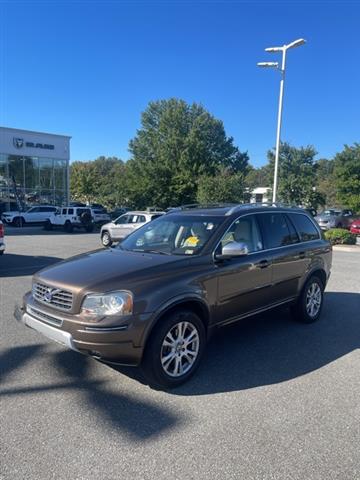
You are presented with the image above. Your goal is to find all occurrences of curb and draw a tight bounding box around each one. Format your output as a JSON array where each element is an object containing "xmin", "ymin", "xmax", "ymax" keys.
[{"xmin": 333, "ymin": 245, "xmax": 360, "ymax": 253}]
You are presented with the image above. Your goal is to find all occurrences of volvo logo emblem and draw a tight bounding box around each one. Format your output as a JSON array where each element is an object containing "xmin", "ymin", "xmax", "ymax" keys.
[
  {"xmin": 44, "ymin": 289, "xmax": 54, "ymax": 303},
  {"xmin": 13, "ymin": 137, "xmax": 24, "ymax": 149},
  {"xmin": 43, "ymin": 288, "xmax": 60, "ymax": 303}
]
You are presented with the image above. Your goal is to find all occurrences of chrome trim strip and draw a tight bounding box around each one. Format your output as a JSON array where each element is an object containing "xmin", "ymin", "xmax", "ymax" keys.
[
  {"xmin": 217, "ymin": 297, "xmax": 296, "ymax": 328},
  {"xmin": 82, "ymin": 325, "xmax": 128, "ymax": 333}
]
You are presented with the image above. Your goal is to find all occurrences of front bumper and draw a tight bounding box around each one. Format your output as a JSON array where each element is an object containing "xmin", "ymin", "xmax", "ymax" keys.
[{"xmin": 14, "ymin": 294, "xmax": 152, "ymax": 366}]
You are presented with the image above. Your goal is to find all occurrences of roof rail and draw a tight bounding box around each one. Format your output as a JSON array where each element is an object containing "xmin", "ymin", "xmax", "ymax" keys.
[
  {"xmin": 225, "ymin": 202, "xmax": 303, "ymax": 216},
  {"xmin": 166, "ymin": 203, "xmax": 237, "ymax": 213}
]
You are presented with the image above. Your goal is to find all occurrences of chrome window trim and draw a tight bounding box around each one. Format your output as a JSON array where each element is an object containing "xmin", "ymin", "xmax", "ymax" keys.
[{"xmin": 212, "ymin": 210, "xmax": 322, "ymax": 261}]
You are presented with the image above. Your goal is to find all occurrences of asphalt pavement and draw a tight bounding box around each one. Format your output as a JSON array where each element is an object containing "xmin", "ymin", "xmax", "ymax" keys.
[{"xmin": 1, "ymin": 228, "xmax": 360, "ymax": 480}]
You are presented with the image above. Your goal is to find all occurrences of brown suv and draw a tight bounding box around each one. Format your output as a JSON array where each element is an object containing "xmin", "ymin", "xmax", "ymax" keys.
[{"xmin": 15, "ymin": 204, "xmax": 332, "ymax": 388}]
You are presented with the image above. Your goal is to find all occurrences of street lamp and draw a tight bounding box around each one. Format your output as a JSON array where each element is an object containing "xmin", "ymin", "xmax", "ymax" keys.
[{"xmin": 258, "ymin": 38, "xmax": 306, "ymax": 203}]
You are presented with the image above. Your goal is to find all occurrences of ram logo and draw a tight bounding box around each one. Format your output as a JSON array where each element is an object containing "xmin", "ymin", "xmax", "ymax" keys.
[{"xmin": 13, "ymin": 138, "xmax": 24, "ymax": 149}]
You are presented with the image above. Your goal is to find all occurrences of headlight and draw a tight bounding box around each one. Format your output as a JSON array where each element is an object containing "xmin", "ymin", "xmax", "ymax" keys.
[{"xmin": 81, "ymin": 291, "xmax": 133, "ymax": 318}]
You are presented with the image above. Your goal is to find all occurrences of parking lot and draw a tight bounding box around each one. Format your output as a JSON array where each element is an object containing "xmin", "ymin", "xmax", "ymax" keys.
[{"xmin": 1, "ymin": 228, "xmax": 360, "ymax": 480}]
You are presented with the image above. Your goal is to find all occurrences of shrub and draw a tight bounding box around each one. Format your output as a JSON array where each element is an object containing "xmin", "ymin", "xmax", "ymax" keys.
[{"xmin": 324, "ymin": 228, "xmax": 357, "ymax": 245}]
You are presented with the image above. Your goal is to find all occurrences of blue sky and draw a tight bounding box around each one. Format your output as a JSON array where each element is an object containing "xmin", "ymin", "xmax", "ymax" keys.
[{"xmin": 1, "ymin": 0, "xmax": 359, "ymax": 166}]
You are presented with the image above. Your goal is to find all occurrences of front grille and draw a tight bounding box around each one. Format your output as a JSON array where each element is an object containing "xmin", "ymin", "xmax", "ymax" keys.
[
  {"xmin": 33, "ymin": 282, "xmax": 73, "ymax": 311},
  {"xmin": 27, "ymin": 306, "xmax": 63, "ymax": 327}
]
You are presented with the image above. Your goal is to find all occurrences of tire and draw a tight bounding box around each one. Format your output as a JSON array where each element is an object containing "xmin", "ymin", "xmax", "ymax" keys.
[
  {"xmin": 64, "ymin": 221, "xmax": 73, "ymax": 233},
  {"xmin": 13, "ymin": 217, "xmax": 24, "ymax": 228},
  {"xmin": 0, "ymin": 251, "xmax": 4, "ymax": 255},
  {"xmin": 101, "ymin": 231, "xmax": 112, "ymax": 247},
  {"xmin": 44, "ymin": 220, "xmax": 53, "ymax": 231},
  {"xmin": 291, "ymin": 275, "xmax": 324, "ymax": 324},
  {"xmin": 142, "ymin": 309, "xmax": 206, "ymax": 389}
]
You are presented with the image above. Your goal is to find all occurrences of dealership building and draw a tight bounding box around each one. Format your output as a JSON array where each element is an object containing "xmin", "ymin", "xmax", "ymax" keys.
[{"xmin": 0, "ymin": 127, "xmax": 70, "ymax": 212}]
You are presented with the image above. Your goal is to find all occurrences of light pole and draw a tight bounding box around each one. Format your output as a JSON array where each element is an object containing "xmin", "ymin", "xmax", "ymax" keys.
[{"xmin": 258, "ymin": 38, "xmax": 306, "ymax": 203}]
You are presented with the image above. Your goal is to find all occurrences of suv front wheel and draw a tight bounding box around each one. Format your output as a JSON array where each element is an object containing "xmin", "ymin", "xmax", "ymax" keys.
[
  {"xmin": 291, "ymin": 275, "xmax": 324, "ymax": 323},
  {"xmin": 101, "ymin": 231, "xmax": 112, "ymax": 247},
  {"xmin": 142, "ymin": 309, "xmax": 206, "ymax": 389}
]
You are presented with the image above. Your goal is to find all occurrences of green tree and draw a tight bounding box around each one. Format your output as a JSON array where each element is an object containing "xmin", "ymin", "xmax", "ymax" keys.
[
  {"xmin": 267, "ymin": 142, "xmax": 325, "ymax": 209},
  {"xmin": 126, "ymin": 98, "xmax": 249, "ymax": 208},
  {"xmin": 314, "ymin": 158, "xmax": 338, "ymax": 208},
  {"xmin": 333, "ymin": 143, "xmax": 360, "ymax": 212},
  {"xmin": 197, "ymin": 167, "xmax": 245, "ymax": 204},
  {"xmin": 70, "ymin": 157, "xmax": 125, "ymax": 207}
]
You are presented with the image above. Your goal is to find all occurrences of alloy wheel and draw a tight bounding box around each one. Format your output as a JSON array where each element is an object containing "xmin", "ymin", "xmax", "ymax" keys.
[
  {"xmin": 160, "ymin": 321, "xmax": 200, "ymax": 377},
  {"xmin": 306, "ymin": 282, "xmax": 322, "ymax": 318}
]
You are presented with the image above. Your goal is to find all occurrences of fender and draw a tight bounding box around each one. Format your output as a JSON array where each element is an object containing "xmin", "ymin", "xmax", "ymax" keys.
[{"xmin": 139, "ymin": 292, "xmax": 211, "ymax": 347}]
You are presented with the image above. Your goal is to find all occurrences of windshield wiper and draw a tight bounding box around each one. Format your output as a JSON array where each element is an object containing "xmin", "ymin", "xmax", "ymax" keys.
[{"xmin": 132, "ymin": 248, "xmax": 171, "ymax": 255}]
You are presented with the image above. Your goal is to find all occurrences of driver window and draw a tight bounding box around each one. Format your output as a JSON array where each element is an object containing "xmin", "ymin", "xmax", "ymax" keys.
[
  {"xmin": 220, "ymin": 215, "xmax": 263, "ymax": 253},
  {"xmin": 115, "ymin": 215, "xmax": 129, "ymax": 225}
]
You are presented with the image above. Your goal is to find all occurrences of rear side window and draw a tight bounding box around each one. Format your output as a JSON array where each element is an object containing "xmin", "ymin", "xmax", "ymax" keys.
[
  {"xmin": 138, "ymin": 215, "xmax": 146, "ymax": 223},
  {"xmin": 68, "ymin": 208, "xmax": 74, "ymax": 215},
  {"xmin": 258, "ymin": 213, "xmax": 299, "ymax": 249},
  {"xmin": 288, "ymin": 214, "xmax": 320, "ymax": 242},
  {"xmin": 151, "ymin": 214, "xmax": 163, "ymax": 221}
]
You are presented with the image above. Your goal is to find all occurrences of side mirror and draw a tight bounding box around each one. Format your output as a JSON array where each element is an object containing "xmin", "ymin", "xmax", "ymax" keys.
[{"xmin": 216, "ymin": 241, "xmax": 249, "ymax": 260}]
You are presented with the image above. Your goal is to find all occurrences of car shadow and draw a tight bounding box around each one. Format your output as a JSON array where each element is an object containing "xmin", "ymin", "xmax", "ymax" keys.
[
  {"xmin": 0, "ymin": 346, "xmax": 182, "ymax": 441},
  {"xmin": 4, "ymin": 226, "xmax": 100, "ymax": 236},
  {"xmin": 171, "ymin": 291, "xmax": 360, "ymax": 395},
  {"xmin": 112, "ymin": 291, "xmax": 360, "ymax": 395},
  {"xmin": 0, "ymin": 253, "xmax": 63, "ymax": 277}
]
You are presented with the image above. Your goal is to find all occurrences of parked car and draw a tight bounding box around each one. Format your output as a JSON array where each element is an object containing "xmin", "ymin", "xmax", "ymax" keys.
[
  {"xmin": 1, "ymin": 205, "xmax": 58, "ymax": 227},
  {"xmin": 350, "ymin": 218, "xmax": 360, "ymax": 235},
  {"xmin": 16, "ymin": 204, "xmax": 332, "ymax": 388},
  {"xmin": 91, "ymin": 208, "xmax": 111, "ymax": 225},
  {"xmin": 109, "ymin": 207, "xmax": 129, "ymax": 220},
  {"xmin": 0, "ymin": 220, "xmax": 5, "ymax": 255},
  {"xmin": 314, "ymin": 209, "xmax": 354, "ymax": 230},
  {"xmin": 45, "ymin": 206, "xmax": 94, "ymax": 233},
  {"xmin": 100, "ymin": 210, "xmax": 165, "ymax": 247}
]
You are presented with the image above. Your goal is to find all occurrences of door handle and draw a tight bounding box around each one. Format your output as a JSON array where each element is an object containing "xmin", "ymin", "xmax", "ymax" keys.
[
  {"xmin": 256, "ymin": 260, "xmax": 270, "ymax": 269},
  {"xmin": 298, "ymin": 251, "xmax": 306, "ymax": 259}
]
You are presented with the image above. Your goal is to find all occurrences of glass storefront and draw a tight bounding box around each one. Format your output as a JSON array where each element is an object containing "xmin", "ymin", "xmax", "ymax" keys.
[{"xmin": 0, "ymin": 154, "xmax": 68, "ymax": 213}]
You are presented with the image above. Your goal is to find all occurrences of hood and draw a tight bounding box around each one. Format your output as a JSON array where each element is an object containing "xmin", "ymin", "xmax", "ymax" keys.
[
  {"xmin": 34, "ymin": 248, "xmax": 188, "ymax": 293},
  {"xmin": 2, "ymin": 211, "xmax": 20, "ymax": 216}
]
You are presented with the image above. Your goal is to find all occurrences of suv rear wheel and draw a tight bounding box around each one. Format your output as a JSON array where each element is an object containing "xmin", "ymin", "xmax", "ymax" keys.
[
  {"xmin": 142, "ymin": 309, "xmax": 206, "ymax": 389},
  {"xmin": 101, "ymin": 231, "xmax": 112, "ymax": 247},
  {"xmin": 291, "ymin": 275, "xmax": 324, "ymax": 323},
  {"xmin": 64, "ymin": 221, "xmax": 73, "ymax": 233},
  {"xmin": 13, "ymin": 217, "xmax": 25, "ymax": 228}
]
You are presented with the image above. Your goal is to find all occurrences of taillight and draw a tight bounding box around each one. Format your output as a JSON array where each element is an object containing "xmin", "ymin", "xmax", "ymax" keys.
[{"xmin": 0, "ymin": 223, "xmax": 4, "ymax": 238}]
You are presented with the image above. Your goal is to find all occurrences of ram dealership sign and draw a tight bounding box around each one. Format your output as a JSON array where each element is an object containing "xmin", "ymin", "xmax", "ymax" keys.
[{"xmin": 13, "ymin": 137, "xmax": 55, "ymax": 150}]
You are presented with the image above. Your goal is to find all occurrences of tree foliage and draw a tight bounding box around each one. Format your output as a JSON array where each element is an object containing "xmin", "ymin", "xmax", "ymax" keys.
[
  {"xmin": 126, "ymin": 98, "xmax": 249, "ymax": 208},
  {"xmin": 266, "ymin": 142, "xmax": 325, "ymax": 209},
  {"xmin": 197, "ymin": 168, "xmax": 246, "ymax": 204},
  {"xmin": 70, "ymin": 157, "xmax": 126, "ymax": 207},
  {"xmin": 333, "ymin": 143, "xmax": 360, "ymax": 212}
]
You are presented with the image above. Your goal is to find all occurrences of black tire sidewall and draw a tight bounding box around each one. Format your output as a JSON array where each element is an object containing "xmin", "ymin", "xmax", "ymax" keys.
[
  {"xmin": 143, "ymin": 310, "xmax": 206, "ymax": 389},
  {"xmin": 295, "ymin": 275, "xmax": 324, "ymax": 323},
  {"xmin": 64, "ymin": 221, "xmax": 73, "ymax": 233}
]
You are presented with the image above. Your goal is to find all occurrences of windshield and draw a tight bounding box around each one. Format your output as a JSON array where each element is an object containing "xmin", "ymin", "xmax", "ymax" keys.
[{"xmin": 118, "ymin": 215, "xmax": 222, "ymax": 255}]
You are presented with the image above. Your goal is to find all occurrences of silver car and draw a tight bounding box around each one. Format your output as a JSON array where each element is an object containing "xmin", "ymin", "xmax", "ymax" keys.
[
  {"xmin": 315, "ymin": 209, "xmax": 354, "ymax": 230},
  {"xmin": 100, "ymin": 210, "xmax": 165, "ymax": 247}
]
